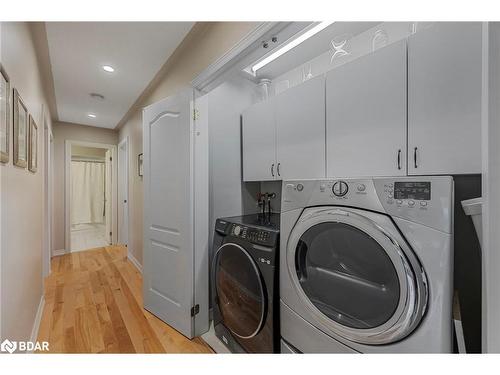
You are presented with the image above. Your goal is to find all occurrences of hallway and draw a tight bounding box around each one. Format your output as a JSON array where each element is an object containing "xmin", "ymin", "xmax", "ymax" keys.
[{"xmin": 37, "ymin": 245, "xmax": 213, "ymax": 353}]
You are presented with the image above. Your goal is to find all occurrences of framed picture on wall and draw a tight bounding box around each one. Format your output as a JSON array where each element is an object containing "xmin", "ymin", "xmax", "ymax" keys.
[
  {"xmin": 0, "ymin": 64, "xmax": 10, "ymax": 163},
  {"xmin": 138, "ymin": 153, "xmax": 143, "ymax": 177},
  {"xmin": 28, "ymin": 115, "xmax": 38, "ymax": 173},
  {"xmin": 13, "ymin": 88, "xmax": 28, "ymax": 168}
]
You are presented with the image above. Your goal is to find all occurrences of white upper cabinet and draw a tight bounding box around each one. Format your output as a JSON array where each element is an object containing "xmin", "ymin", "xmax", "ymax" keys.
[
  {"xmin": 242, "ymin": 99, "xmax": 277, "ymax": 181},
  {"xmin": 408, "ymin": 22, "xmax": 482, "ymax": 175},
  {"xmin": 326, "ymin": 39, "xmax": 407, "ymax": 178},
  {"xmin": 276, "ymin": 75, "xmax": 326, "ymax": 180}
]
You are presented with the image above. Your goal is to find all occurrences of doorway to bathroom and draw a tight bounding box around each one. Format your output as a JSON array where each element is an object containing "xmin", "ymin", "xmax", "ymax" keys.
[{"xmin": 65, "ymin": 141, "xmax": 117, "ymax": 252}]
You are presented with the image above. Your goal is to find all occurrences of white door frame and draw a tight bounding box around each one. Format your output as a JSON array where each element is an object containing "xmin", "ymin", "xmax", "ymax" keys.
[
  {"xmin": 117, "ymin": 137, "xmax": 129, "ymax": 248},
  {"xmin": 64, "ymin": 140, "xmax": 118, "ymax": 253},
  {"xmin": 43, "ymin": 119, "xmax": 53, "ymax": 277}
]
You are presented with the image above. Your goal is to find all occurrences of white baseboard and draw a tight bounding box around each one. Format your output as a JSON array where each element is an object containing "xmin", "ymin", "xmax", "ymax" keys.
[
  {"xmin": 127, "ymin": 250, "xmax": 143, "ymax": 274},
  {"xmin": 29, "ymin": 296, "xmax": 45, "ymax": 352},
  {"xmin": 52, "ymin": 249, "xmax": 66, "ymax": 257}
]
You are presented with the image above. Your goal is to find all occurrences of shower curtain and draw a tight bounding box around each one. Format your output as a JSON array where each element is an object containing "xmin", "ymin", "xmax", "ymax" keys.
[{"xmin": 71, "ymin": 161, "xmax": 105, "ymax": 225}]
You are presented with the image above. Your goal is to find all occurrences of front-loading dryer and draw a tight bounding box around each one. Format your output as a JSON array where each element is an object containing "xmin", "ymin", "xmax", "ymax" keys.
[{"xmin": 280, "ymin": 177, "xmax": 454, "ymax": 353}]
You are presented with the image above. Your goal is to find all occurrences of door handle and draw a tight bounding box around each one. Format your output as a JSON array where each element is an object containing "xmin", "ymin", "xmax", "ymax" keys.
[
  {"xmin": 277, "ymin": 163, "xmax": 281, "ymax": 177},
  {"xmin": 397, "ymin": 149, "xmax": 401, "ymax": 170},
  {"xmin": 413, "ymin": 147, "xmax": 418, "ymax": 169},
  {"xmin": 271, "ymin": 163, "xmax": 275, "ymax": 177}
]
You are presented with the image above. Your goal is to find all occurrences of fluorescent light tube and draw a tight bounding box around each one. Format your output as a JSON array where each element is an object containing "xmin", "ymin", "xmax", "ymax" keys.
[{"xmin": 252, "ymin": 21, "xmax": 334, "ymax": 72}]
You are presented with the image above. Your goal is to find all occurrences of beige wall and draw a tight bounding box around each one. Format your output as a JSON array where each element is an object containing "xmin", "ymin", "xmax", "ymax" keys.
[
  {"xmin": 72, "ymin": 145, "xmax": 107, "ymax": 159},
  {"xmin": 0, "ymin": 22, "xmax": 53, "ymax": 342},
  {"xmin": 118, "ymin": 22, "xmax": 258, "ymax": 265},
  {"xmin": 52, "ymin": 121, "xmax": 118, "ymax": 251}
]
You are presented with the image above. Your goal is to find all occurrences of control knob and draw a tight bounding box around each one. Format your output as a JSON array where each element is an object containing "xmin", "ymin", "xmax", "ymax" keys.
[{"xmin": 332, "ymin": 181, "xmax": 349, "ymax": 197}]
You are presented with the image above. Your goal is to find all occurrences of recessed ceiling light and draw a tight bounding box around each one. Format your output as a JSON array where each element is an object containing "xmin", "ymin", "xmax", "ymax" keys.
[
  {"xmin": 102, "ymin": 65, "xmax": 115, "ymax": 73},
  {"xmin": 88, "ymin": 113, "xmax": 97, "ymax": 118}
]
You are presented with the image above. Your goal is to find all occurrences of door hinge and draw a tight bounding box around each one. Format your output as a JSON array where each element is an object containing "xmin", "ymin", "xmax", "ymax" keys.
[
  {"xmin": 110, "ymin": 156, "xmax": 112, "ymax": 161},
  {"xmin": 109, "ymin": 231, "xmax": 112, "ymax": 236},
  {"xmin": 190, "ymin": 304, "xmax": 200, "ymax": 317},
  {"xmin": 193, "ymin": 109, "xmax": 199, "ymax": 120}
]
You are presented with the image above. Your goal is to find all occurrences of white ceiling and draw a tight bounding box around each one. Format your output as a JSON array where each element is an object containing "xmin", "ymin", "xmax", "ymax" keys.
[{"xmin": 46, "ymin": 22, "xmax": 194, "ymax": 129}]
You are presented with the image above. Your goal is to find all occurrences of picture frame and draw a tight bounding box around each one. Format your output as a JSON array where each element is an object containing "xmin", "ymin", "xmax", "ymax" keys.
[
  {"xmin": 0, "ymin": 64, "xmax": 10, "ymax": 163},
  {"xmin": 13, "ymin": 88, "xmax": 28, "ymax": 168},
  {"xmin": 28, "ymin": 115, "xmax": 38, "ymax": 173},
  {"xmin": 138, "ymin": 153, "xmax": 143, "ymax": 177}
]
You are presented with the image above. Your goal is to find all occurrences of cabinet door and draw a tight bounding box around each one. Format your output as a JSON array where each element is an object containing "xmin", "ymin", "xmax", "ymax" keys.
[
  {"xmin": 326, "ymin": 39, "xmax": 407, "ymax": 178},
  {"xmin": 242, "ymin": 99, "xmax": 276, "ymax": 181},
  {"xmin": 276, "ymin": 75, "xmax": 326, "ymax": 180},
  {"xmin": 408, "ymin": 22, "xmax": 482, "ymax": 175}
]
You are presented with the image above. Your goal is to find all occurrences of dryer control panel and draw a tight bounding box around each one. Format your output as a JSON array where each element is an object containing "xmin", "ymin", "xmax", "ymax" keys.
[{"xmin": 281, "ymin": 176, "xmax": 453, "ymax": 234}]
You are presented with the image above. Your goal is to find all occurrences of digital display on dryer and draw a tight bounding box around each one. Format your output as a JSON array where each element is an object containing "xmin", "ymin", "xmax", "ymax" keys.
[{"xmin": 394, "ymin": 182, "xmax": 431, "ymax": 200}]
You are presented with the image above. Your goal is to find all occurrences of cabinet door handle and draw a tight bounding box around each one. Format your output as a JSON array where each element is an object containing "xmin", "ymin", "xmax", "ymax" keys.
[
  {"xmin": 271, "ymin": 163, "xmax": 275, "ymax": 177},
  {"xmin": 277, "ymin": 163, "xmax": 281, "ymax": 177},
  {"xmin": 413, "ymin": 147, "xmax": 418, "ymax": 169},
  {"xmin": 397, "ymin": 149, "xmax": 402, "ymax": 170}
]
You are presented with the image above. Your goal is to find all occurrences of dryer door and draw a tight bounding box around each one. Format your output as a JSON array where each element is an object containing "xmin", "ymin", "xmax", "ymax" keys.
[
  {"xmin": 213, "ymin": 243, "xmax": 267, "ymax": 339},
  {"xmin": 287, "ymin": 207, "xmax": 428, "ymax": 345}
]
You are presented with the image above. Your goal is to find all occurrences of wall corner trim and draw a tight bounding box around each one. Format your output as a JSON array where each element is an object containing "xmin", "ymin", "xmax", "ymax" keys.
[
  {"xmin": 28, "ymin": 296, "xmax": 45, "ymax": 352},
  {"xmin": 128, "ymin": 250, "xmax": 143, "ymax": 274}
]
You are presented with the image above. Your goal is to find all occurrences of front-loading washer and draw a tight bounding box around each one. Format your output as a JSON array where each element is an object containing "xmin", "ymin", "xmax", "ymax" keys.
[
  {"xmin": 211, "ymin": 214, "xmax": 280, "ymax": 353},
  {"xmin": 280, "ymin": 176, "xmax": 454, "ymax": 353}
]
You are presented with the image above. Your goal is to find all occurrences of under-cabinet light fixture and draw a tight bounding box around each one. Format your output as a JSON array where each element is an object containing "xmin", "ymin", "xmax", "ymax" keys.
[{"xmin": 251, "ymin": 22, "xmax": 334, "ymax": 73}]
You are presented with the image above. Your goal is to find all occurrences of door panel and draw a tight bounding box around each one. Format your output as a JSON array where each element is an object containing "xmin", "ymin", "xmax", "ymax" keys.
[
  {"xmin": 286, "ymin": 207, "xmax": 428, "ymax": 345},
  {"xmin": 143, "ymin": 89, "xmax": 195, "ymax": 338},
  {"xmin": 276, "ymin": 75, "xmax": 325, "ymax": 180},
  {"xmin": 118, "ymin": 140, "xmax": 128, "ymax": 245},
  {"xmin": 327, "ymin": 39, "xmax": 407, "ymax": 177},
  {"xmin": 295, "ymin": 222, "xmax": 400, "ymax": 329},
  {"xmin": 242, "ymin": 99, "xmax": 276, "ymax": 181},
  {"xmin": 408, "ymin": 22, "xmax": 481, "ymax": 175},
  {"xmin": 105, "ymin": 149, "xmax": 112, "ymax": 244},
  {"xmin": 214, "ymin": 243, "xmax": 265, "ymax": 338}
]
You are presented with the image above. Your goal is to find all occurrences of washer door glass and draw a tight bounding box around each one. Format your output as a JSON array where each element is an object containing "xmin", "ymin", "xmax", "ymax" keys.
[
  {"xmin": 295, "ymin": 222, "xmax": 400, "ymax": 329},
  {"xmin": 215, "ymin": 243, "xmax": 266, "ymax": 339}
]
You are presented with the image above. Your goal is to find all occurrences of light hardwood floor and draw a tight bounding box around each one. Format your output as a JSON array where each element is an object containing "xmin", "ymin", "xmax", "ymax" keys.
[{"xmin": 37, "ymin": 245, "xmax": 213, "ymax": 353}]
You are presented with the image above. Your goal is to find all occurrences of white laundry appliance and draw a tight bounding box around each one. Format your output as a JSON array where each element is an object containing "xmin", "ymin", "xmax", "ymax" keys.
[{"xmin": 279, "ymin": 176, "xmax": 454, "ymax": 353}]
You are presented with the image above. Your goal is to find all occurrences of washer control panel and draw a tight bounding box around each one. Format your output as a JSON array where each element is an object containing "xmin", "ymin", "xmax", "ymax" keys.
[{"xmin": 230, "ymin": 224, "xmax": 274, "ymax": 246}]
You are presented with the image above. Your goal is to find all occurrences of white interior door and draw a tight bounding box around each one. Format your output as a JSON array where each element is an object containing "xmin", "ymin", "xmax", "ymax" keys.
[
  {"xmin": 143, "ymin": 88, "xmax": 209, "ymax": 338},
  {"xmin": 43, "ymin": 123, "xmax": 53, "ymax": 277},
  {"xmin": 118, "ymin": 139, "xmax": 129, "ymax": 246},
  {"xmin": 105, "ymin": 149, "xmax": 112, "ymax": 244}
]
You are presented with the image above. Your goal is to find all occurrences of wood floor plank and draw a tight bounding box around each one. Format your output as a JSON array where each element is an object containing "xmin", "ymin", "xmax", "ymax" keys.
[{"xmin": 38, "ymin": 245, "xmax": 213, "ymax": 354}]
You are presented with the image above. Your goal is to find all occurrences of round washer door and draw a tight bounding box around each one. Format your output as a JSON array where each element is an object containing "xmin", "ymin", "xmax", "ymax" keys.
[
  {"xmin": 287, "ymin": 207, "xmax": 428, "ymax": 345},
  {"xmin": 213, "ymin": 243, "xmax": 267, "ymax": 339}
]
